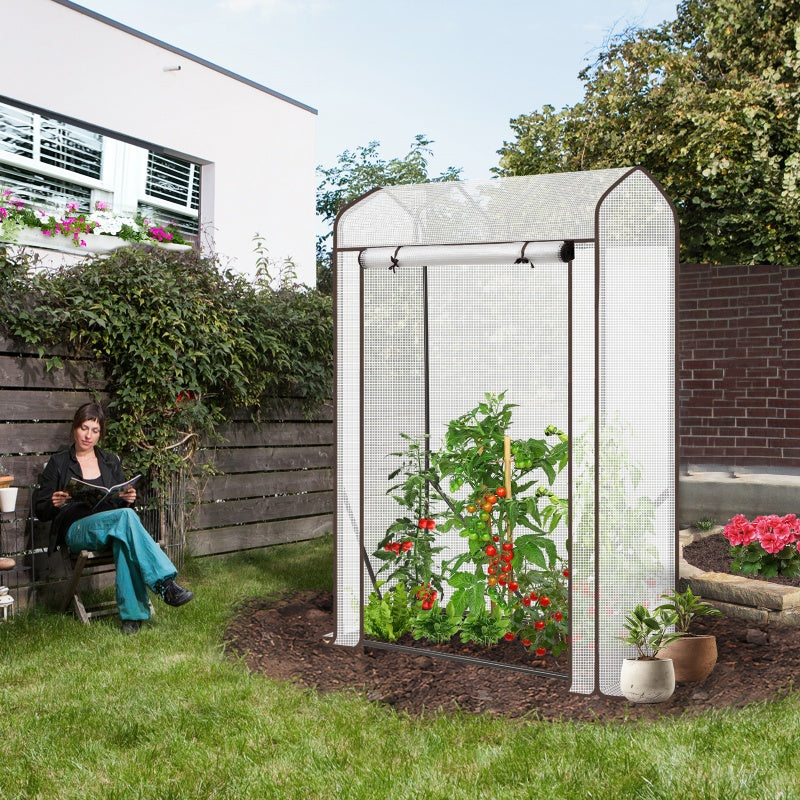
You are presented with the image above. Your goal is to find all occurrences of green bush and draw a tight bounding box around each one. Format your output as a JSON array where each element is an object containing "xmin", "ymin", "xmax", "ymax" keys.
[{"xmin": 0, "ymin": 244, "xmax": 333, "ymax": 482}]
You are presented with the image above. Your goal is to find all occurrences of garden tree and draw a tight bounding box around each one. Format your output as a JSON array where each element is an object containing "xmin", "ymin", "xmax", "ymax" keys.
[
  {"xmin": 495, "ymin": 0, "xmax": 800, "ymax": 265},
  {"xmin": 316, "ymin": 135, "xmax": 461, "ymax": 291}
]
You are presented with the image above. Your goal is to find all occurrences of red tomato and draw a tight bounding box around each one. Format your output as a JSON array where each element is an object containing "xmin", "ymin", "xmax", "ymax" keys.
[
  {"xmin": 508, "ymin": 581, "xmax": 519, "ymax": 593},
  {"xmin": 540, "ymin": 596, "xmax": 551, "ymax": 607},
  {"xmin": 485, "ymin": 545, "xmax": 497, "ymax": 558},
  {"xmin": 487, "ymin": 495, "xmax": 498, "ymax": 505},
  {"xmin": 562, "ymin": 569, "xmax": 570, "ymax": 578},
  {"xmin": 504, "ymin": 631, "xmax": 515, "ymax": 641},
  {"xmin": 417, "ymin": 519, "xmax": 427, "ymax": 529},
  {"xmin": 536, "ymin": 647, "xmax": 547, "ymax": 657},
  {"xmin": 401, "ymin": 540, "xmax": 413, "ymax": 551},
  {"xmin": 535, "ymin": 621, "xmax": 545, "ymax": 630},
  {"xmin": 521, "ymin": 638, "xmax": 531, "ymax": 647},
  {"xmin": 426, "ymin": 519, "xmax": 436, "ymax": 530},
  {"xmin": 496, "ymin": 487, "xmax": 507, "ymax": 498},
  {"xmin": 554, "ymin": 612, "xmax": 563, "ymax": 622},
  {"xmin": 501, "ymin": 542, "xmax": 513, "ymax": 552}
]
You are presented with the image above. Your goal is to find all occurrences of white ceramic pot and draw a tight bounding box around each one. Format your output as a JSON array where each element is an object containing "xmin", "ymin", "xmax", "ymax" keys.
[
  {"xmin": 0, "ymin": 487, "xmax": 18, "ymax": 513},
  {"xmin": 620, "ymin": 657, "xmax": 675, "ymax": 703}
]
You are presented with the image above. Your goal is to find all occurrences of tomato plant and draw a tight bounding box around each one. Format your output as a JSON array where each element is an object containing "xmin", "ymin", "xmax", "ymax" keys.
[{"xmin": 367, "ymin": 392, "xmax": 570, "ymax": 658}]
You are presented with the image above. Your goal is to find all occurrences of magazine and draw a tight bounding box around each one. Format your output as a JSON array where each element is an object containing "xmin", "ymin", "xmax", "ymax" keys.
[{"xmin": 64, "ymin": 474, "xmax": 142, "ymax": 511}]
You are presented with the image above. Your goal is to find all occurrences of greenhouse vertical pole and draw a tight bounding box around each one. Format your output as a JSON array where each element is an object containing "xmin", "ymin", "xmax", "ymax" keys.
[
  {"xmin": 359, "ymin": 254, "xmax": 365, "ymax": 638},
  {"xmin": 423, "ymin": 265, "xmax": 431, "ymax": 494},
  {"xmin": 567, "ymin": 256, "xmax": 573, "ymax": 689},
  {"xmin": 593, "ymin": 235, "xmax": 601, "ymax": 696}
]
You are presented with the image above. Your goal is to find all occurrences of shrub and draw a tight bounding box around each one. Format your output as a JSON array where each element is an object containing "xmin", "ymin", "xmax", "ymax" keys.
[{"xmin": 0, "ymin": 245, "xmax": 333, "ymax": 482}]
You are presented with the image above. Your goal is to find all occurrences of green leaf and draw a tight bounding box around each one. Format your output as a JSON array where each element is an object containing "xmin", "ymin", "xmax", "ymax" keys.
[{"xmin": 448, "ymin": 571, "xmax": 477, "ymax": 589}]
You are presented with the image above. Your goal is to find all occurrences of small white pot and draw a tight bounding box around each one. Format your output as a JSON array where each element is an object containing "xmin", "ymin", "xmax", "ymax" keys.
[
  {"xmin": 0, "ymin": 487, "xmax": 18, "ymax": 513},
  {"xmin": 620, "ymin": 657, "xmax": 675, "ymax": 703}
]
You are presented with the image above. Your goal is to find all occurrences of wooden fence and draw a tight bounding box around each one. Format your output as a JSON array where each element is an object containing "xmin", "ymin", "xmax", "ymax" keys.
[{"xmin": 0, "ymin": 335, "xmax": 333, "ymax": 610}]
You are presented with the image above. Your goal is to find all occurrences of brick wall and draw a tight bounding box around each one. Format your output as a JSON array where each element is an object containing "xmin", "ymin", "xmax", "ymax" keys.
[{"xmin": 679, "ymin": 263, "xmax": 800, "ymax": 469}]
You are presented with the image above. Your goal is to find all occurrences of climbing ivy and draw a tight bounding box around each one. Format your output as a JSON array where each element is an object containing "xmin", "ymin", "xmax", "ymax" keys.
[{"xmin": 0, "ymin": 244, "xmax": 333, "ymax": 483}]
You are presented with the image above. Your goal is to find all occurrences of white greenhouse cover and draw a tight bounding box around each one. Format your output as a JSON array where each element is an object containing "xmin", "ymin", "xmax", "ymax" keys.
[{"xmin": 335, "ymin": 168, "xmax": 678, "ymax": 698}]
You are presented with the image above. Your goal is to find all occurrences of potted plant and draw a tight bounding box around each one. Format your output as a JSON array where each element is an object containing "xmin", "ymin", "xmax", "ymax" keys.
[
  {"xmin": 656, "ymin": 586, "xmax": 722, "ymax": 682},
  {"xmin": 0, "ymin": 460, "xmax": 19, "ymax": 568},
  {"xmin": 619, "ymin": 604, "xmax": 683, "ymax": 703}
]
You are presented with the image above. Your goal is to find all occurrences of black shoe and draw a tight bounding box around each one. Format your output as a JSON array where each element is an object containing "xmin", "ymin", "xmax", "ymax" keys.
[
  {"xmin": 121, "ymin": 619, "xmax": 142, "ymax": 635},
  {"xmin": 162, "ymin": 579, "xmax": 194, "ymax": 607}
]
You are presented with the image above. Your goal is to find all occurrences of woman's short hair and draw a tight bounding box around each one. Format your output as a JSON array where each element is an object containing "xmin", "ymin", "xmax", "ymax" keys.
[{"xmin": 72, "ymin": 402, "xmax": 106, "ymax": 437}]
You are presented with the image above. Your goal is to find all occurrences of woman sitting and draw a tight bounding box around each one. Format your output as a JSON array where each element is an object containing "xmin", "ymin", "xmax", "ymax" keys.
[{"xmin": 36, "ymin": 402, "xmax": 193, "ymax": 634}]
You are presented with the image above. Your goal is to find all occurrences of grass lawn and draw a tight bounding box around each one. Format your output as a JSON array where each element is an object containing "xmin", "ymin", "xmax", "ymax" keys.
[{"xmin": 1, "ymin": 534, "xmax": 799, "ymax": 800}]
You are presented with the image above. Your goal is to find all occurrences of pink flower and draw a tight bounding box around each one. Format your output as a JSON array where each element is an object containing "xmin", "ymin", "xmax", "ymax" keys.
[
  {"xmin": 66, "ymin": 201, "xmax": 79, "ymax": 212},
  {"xmin": 0, "ymin": 207, "xmax": 7, "ymax": 220},
  {"xmin": 723, "ymin": 514, "xmax": 758, "ymax": 546},
  {"xmin": 94, "ymin": 200, "xmax": 110, "ymax": 211}
]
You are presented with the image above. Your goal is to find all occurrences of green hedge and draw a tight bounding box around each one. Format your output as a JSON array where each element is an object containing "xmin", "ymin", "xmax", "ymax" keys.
[{"xmin": 0, "ymin": 244, "xmax": 333, "ymax": 482}]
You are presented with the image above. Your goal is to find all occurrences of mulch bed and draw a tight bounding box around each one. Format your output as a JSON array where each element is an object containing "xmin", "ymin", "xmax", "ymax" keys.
[
  {"xmin": 683, "ymin": 532, "xmax": 800, "ymax": 587},
  {"xmin": 224, "ymin": 587, "xmax": 800, "ymax": 723}
]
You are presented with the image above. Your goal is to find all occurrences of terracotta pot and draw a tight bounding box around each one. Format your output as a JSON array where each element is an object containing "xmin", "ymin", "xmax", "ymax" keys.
[
  {"xmin": 620, "ymin": 657, "xmax": 675, "ymax": 703},
  {"xmin": 658, "ymin": 635, "xmax": 717, "ymax": 682}
]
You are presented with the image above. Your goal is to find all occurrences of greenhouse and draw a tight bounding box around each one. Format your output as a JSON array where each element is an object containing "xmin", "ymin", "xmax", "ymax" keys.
[{"xmin": 334, "ymin": 167, "xmax": 678, "ymax": 696}]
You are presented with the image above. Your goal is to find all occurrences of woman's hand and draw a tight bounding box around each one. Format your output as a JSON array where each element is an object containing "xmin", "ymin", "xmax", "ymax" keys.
[
  {"xmin": 119, "ymin": 487, "xmax": 137, "ymax": 505},
  {"xmin": 51, "ymin": 491, "xmax": 71, "ymax": 508}
]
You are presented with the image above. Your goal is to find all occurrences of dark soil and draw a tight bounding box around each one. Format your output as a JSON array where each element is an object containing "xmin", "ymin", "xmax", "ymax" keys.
[
  {"xmin": 684, "ymin": 532, "xmax": 800, "ymax": 587},
  {"xmin": 224, "ymin": 588, "xmax": 800, "ymax": 723}
]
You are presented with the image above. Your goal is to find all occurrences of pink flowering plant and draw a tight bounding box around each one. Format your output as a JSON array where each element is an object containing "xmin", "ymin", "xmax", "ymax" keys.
[
  {"xmin": 722, "ymin": 513, "xmax": 800, "ymax": 578},
  {"xmin": 1, "ymin": 189, "xmax": 190, "ymax": 248},
  {"xmin": 0, "ymin": 190, "xmax": 41, "ymax": 238},
  {"xmin": 38, "ymin": 201, "xmax": 99, "ymax": 247}
]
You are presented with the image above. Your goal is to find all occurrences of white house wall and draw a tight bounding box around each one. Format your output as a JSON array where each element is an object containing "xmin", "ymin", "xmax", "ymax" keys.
[{"xmin": 1, "ymin": 0, "xmax": 317, "ymax": 285}]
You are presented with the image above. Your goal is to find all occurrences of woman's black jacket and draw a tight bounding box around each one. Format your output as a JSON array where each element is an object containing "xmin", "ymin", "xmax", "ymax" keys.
[{"xmin": 35, "ymin": 445, "xmax": 130, "ymax": 549}]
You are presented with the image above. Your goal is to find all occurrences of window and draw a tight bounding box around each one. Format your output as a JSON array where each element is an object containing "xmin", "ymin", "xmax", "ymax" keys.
[
  {"xmin": 137, "ymin": 202, "xmax": 198, "ymax": 236},
  {"xmin": 0, "ymin": 101, "xmax": 103, "ymax": 181},
  {"xmin": 0, "ymin": 162, "xmax": 92, "ymax": 210},
  {"xmin": 146, "ymin": 152, "xmax": 200, "ymax": 211},
  {"xmin": 0, "ymin": 100, "xmax": 201, "ymax": 242}
]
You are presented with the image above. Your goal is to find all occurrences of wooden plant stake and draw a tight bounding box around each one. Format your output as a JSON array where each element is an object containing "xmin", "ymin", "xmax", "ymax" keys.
[{"xmin": 503, "ymin": 436, "xmax": 513, "ymax": 540}]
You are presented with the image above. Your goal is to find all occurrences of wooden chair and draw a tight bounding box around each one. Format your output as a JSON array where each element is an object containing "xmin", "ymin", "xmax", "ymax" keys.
[
  {"xmin": 59, "ymin": 546, "xmax": 120, "ymax": 623},
  {"xmin": 59, "ymin": 544, "xmax": 157, "ymax": 624}
]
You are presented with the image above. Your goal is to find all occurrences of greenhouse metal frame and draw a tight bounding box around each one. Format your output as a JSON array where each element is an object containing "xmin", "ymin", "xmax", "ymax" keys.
[{"xmin": 333, "ymin": 167, "xmax": 679, "ymax": 696}]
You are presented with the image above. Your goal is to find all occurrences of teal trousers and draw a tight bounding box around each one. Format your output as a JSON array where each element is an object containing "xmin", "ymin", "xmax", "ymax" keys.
[{"xmin": 66, "ymin": 508, "xmax": 177, "ymax": 621}]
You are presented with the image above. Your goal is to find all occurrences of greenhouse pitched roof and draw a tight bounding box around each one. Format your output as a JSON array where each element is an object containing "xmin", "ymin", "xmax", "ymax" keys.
[{"xmin": 336, "ymin": 167, "xmax": 644, "ymax": 249}]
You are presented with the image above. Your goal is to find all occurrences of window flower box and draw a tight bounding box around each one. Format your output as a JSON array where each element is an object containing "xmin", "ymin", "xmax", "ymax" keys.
[{"xmin": 1, "ymin": 192, "xmax": 192, "ymax": 254}]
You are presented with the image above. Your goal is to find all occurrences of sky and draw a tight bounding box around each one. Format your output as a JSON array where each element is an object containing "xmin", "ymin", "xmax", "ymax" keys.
[{"xmin": 70, "ymin": 0, "xmax": 680, "ymax": 182}]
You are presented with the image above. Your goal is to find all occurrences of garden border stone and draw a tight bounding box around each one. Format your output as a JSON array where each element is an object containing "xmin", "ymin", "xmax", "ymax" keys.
[{"xmin": 679, "ymin": 527, "xmax": 800, "ymax": 627}]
